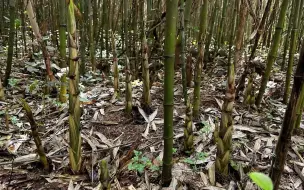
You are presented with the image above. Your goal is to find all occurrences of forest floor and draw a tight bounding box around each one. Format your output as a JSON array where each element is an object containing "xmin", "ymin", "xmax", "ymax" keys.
[{"xmin": 1, "ymin": 46, "xmax": 304, "ymax": 190}]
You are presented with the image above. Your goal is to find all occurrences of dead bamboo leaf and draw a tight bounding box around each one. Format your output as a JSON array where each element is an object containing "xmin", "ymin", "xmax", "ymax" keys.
[{"xmin": 95, "ymin": 132, "xmax": 114, "ymax": 147}]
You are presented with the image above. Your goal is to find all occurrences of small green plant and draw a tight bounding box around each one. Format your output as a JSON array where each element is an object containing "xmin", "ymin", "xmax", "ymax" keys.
[
  {"xmin": 183, "ymin": 152, "xmax": 208, "ymax": 165},
  {"xmin": 8, "ymin": 78, "xmax": 20, "ymax": 87},
  {"xmin": 150, "ymin": 164, "xmax": 160, "ymax": 172},
  {"xmin": 15, "ymin": 18, "xmax": 21, "ymax": 29},
  {"xmin": 128, "ymin": 150, "xmax": 161, "ymax": 173},
  {"xmin": 199, "ymin": 121, "xmax": 211, "ymax": 134},
  {"xmin": 26, "ymin": 80, "xmax": 39, "ymax": 94},
  {"xmin": 10, "ymin": 116, "xmax": 19, "ymax": 125},
  {"xmin": 172, "ymin": 148, "xmax": 177, "ymax": 154},
  {"xmin": 249, "ymin": 172, "xmax": 273, "ymax": 190},
  {"xmin": 230, "ymin": 160, "xmax": 240, "ymax": 170},
  {"xmin": 50, "ymin": 98, "xmax": 64, "ymax": 107},
  {"xmin": 128, "ymin": 150, "xmax": 152, "ymax": 173}
]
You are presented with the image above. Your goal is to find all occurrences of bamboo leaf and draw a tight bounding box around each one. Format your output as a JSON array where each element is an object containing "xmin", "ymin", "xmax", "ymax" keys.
[
  {"xmin": 148, "ymin": 108, "xmax": 158, "ymax": 122},
  {"xmin": 249, "ymin": 172, "xmax": 273, "ymax": 190},
  {"xmin": 151, "ymin": 121, "xmax": 157, "ymax": 131},
  {"xmin": 138, "ymin": 107, "xmax": 149, "ymax": 122},
  {"xmin": 143, "ymin": 123, "xmax": 150, "ymax": 137}
]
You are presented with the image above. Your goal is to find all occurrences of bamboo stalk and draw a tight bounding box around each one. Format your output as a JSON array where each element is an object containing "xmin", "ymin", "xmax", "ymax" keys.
[
  {"xmin": 125, "ymin": 56, "xmax": 132, "ymax": 115},
  {"xmin": 3, "ymin": 0, "xmax": 16, "ymax": 87},
  {"xmin": 193, "ymin": 0, "xmax": 208, "ymax": 119},
  {"xmin": 67, "ymin": 0, "xmax": 82, "ymax": 173},
  {"xmin": 184, "ymin": 99, "xmax": 194, "ymax": 154},
  {"xmin": 270, "ymin": 41, "xmax": 304, "ymax": 190},
  {"xmin": 59, "ymin": 73, "xmax": 67, "ymax": 103},
  {"xmin": 59, "ymin": 0, "xmax": 67, "ymax": 68},
  {"xmin": 256, "ymin": 0, "xmax": 290, "ymax": 107},
  {"xmin": 99, "ymin": 160, "xmax": 110, "ymax": 190},
  {"xmin": 180, "ymin": 0, "xmax": 187, "ymax": 104},
  {"xmin": 111, "ymin": 32, "xmax": 119, "ymax": 100},
  {"xmin": 141, "ymin": 0, "xmax": 151, "ymax": 111},
  {"xmin": 162, "ymin": 0, "xmax": 178, "ymax": 186},
  {"xmin": 283, "ymin": 0, "xmax": 301, "ymax": 104}
]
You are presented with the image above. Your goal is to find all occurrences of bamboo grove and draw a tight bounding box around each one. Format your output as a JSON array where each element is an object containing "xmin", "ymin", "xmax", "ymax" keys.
[{"xmin": 1, "ymin": 0, "xmax": 304, "ymax": 189}]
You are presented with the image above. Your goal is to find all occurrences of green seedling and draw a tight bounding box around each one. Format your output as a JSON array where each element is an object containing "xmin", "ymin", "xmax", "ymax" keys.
[
  {"xmin": 199, "ymin": 121, "xmax": 211, "ymax": 134},
  {"xmin": 26, "ymin": 80, "xmax": 39, "ymax": 94},
  {"xmin": 10, "ymin": 116, "xmax": 19, "ymax": 125},
  {"xmin": 8, "ymin": 78, "xmax": 20, "ymax": 87},
  {"xmin": 128, "ymin": 150, "xmax": 161, "ymax": 173},
  {"xmin": 128, "ymin": 150, "xmax": 152, "ymax": 173},
  {"xmin": 172, "ymin": 148, "xmax": 177, "ymax": 154},
  {"xmin": 183, "ymin": 152, "xmax": 208, "ymax": 165}
]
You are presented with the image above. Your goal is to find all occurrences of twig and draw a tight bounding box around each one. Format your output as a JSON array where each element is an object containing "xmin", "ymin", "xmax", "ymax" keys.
[
  {"xmin": 7, "ymin": 158, "xmax": 14, "ymax": 189},
  {"xmin": 292, "ymin": 147, "xmax": 304, "ymax": 163},
  {"xmin": 294, "ymin": 163, "xmax": 304, "ymax": 182},
  {"xmin": 91, "ymin": 121, "xmax": 119, "ymax": 125}
]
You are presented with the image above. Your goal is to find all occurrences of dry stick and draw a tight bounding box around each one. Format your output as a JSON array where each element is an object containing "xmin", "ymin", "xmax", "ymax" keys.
[
  {"xmin": 20, "ymin": 99, "xmax": 49, "ymax": 171},
  {"xmin": 292, "ymin": 147, "xmax": 304, "ymax": 163},
  {"xmin": 8, "ymin": 159, "xmax": 15, "ymax": 188},
  {"xmin": 294, "ymin": 164, "xmax": 304, "ymax": 183}
]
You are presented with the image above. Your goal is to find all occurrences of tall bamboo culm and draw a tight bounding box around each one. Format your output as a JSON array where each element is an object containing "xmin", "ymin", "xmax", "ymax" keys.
[
  {"xmin": 125, "ymin": 56, "xmax": 132, "ymax": 115},
  {"xmin": 58, "ymin": 0, "xmax": 67, "ymax": 68},
  {"xmin": 215, "ymin": 0, "xmax": 248, "ymax": 175},
  {"xmin": 0, "ymin": 76, "xmax": 4, "ymax": 100},
  {"xmin": 192, "ymin": 0, "xmax": 208, "ymax": 119},
  {"xmin": 162, "ymin": 0, "xmax": 178, "ymax": 186},
  {"xmin": 4, "ymin": 0, "xmax": 16, "ymax": 87},
  {"xmin": 255, "ymin": 0, "xmax": 290, "ymax": 107},
  {"xmin": 180, "ymin": 0, "xmax": 187, "ymax": 103},
  {"xmin": 141, "ymin": 0, "xmax": 151, "ymax": 111},
  {"xmin": 270, "ymin": 41, "xmax": 304, "ymax": 190},
  {"xmin": 67, "ymin": 0, "xmax": 82, "ymax": 173},
  {"xmin": 283, "ymin": 0, "xmax": 301, "ymax": 104}
]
